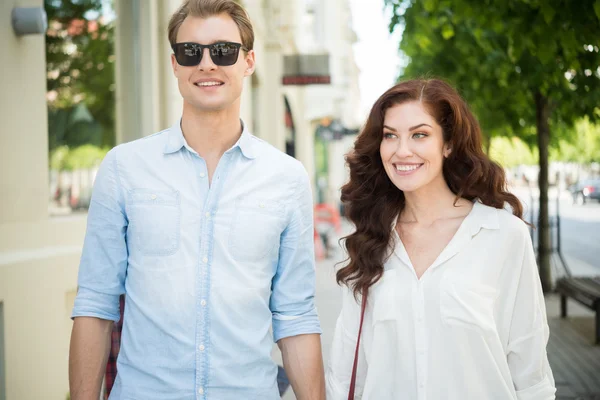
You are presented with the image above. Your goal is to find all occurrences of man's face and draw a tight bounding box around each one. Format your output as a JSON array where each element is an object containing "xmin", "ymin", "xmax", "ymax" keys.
[{"xmin": 171, "ymin": 13, "xmax": 255, "ymax": 113}]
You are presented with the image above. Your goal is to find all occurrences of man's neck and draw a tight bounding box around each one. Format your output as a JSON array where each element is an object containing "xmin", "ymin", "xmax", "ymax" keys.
[{"xmin": 180, "ymin": 104, "xmax": 243, "ymax": 159}]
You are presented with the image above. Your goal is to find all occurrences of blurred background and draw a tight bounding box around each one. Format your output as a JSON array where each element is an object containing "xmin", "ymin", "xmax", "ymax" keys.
[{"xmin": 0, "ymin": 0, "xmax": 599, "ymax": 399}]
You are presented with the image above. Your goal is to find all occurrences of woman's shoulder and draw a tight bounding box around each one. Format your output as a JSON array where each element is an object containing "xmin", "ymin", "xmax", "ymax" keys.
[{"xmin": 475, "ymin": 201, "xmax": 530, "ymax": 239}]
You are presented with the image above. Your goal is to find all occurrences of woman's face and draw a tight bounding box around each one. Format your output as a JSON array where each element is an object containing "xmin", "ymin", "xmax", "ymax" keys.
[{"xmin": 379, "ymin": 101, "xmax": 450, "ymax": 194}]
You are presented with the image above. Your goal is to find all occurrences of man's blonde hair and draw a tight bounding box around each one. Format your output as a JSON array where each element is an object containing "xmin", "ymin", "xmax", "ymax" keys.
[{"xmin": 167, "ymin": 0, "xmax": 254, "ymax": 50}]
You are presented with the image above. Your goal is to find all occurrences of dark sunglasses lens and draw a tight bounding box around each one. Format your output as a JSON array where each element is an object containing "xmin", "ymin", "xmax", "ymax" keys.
[
  {"xmin": 210, "ymin": 43, "xmax": 240, "ymax": 66},
  {"xmin": 174, "ymin": 44, "xmax": 201, "ymax": 66}
]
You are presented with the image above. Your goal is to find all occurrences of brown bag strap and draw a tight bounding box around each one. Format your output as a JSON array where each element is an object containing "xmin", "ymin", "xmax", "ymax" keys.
[{"xmin": 348, "ymin": 289, "xmax": 367, "ymax": 400}]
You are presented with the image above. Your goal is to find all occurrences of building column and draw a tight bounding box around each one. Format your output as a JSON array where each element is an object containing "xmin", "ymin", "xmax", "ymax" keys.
[
  {"xmin": 0, "ymin": 0, "xmax": 48, "ymax": 224},
  {"xmin": 114, "ymin": 0, "xmax": 138, "ymax": 143},
  {"xmin": 115, "ymin": 0, "xmax": 169, "ymax": 143},
  {"xmin": 257, "ymin": 41, "xmax": 285, "ymax": 151},
  {"xmin": 293, "ymin": 88, "xmax": 317, "ymax": 198},
  {"xmin": 158, "ymin": 0, "xmax": 185, "ymax": 126},
  {"xmin": 327, "ymin": 136, "xmax": 354, "ymax": 206}
]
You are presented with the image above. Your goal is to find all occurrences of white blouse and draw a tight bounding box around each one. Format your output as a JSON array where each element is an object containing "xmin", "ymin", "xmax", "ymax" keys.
[{"xmin": 326, "ymin": 201, "xmax": 556, "ymax": 400}]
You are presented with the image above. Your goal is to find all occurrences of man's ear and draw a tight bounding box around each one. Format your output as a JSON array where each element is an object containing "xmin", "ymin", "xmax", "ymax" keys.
[
  {"xmin": 244, "ymin": 49, "xmax": 256, "ymax": 76},
  {"xmin": 171, "ymin": 54, "xmax": 179, "ymax": 76}
]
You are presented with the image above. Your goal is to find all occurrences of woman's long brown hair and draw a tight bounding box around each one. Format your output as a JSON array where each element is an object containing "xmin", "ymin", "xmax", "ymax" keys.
[{"xmin": 337, "ymin": 79, "xmax": 523, "ymax": 299}]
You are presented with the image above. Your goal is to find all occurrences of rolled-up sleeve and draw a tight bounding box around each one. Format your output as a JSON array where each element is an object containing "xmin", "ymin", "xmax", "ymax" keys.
[
  {"xmin": 71, "ymin": 148, "xmax": 128, "ymax": 322},
  {"xmin": 506, "ymin": 224, "xmax": 556, "ymax": 399},
  {"xmin": 270, "ymin": 166, "xmax": 321, "ymax": 342}
]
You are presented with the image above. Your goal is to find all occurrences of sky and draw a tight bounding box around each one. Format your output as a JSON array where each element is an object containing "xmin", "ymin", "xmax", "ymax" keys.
[{"xmin": 349, "ymin": 0, "xmax": 404, "ymax": 118}]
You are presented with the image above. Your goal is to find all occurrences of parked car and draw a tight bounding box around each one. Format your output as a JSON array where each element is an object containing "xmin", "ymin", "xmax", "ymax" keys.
[{"xmin": 569, "ymin": 179, "xmax": 600, "ymax": 205}]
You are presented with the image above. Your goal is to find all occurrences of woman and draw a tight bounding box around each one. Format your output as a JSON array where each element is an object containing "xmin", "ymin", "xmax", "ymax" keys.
[{"xmin": 326, "ymin": 79, "xmax": 555, "ymax": 399}]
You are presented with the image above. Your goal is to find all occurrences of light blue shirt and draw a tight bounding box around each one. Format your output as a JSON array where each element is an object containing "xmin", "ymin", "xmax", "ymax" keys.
[{"xmin": 72, "ymin": 120, "xmax": 321, "ymax": 400}]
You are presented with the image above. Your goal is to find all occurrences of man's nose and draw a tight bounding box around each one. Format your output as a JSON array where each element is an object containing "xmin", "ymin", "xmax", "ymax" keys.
[{"xmin": 197, "ymin": 48, "xmax": 217, "ymax": 71}]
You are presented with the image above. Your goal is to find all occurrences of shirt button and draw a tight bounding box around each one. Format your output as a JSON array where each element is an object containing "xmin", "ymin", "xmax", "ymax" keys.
[
  {"xmin": 198, "ymin": 387, "xmax": 204, "ymax": 395},
  {"xmin": 202, "ymin": 257, "xmax": 208, "ymax": 263},
  {"xmin": 199, "ymin": 172, "xmax": 206, "ymax": 178},
  {"xmin": 199, "ymin": 344, "xmax": 205, "ymax": 351},
  {"xmin": 201, "ymin": 299, "xmax": 207, "ymax": 306},
  {"xmin": 205, "ymin": 212, "xmax": 211, "ymax": 218},
  {"xmin": 150, "ymin": 194, "xmax": 157, "ymax": 200}
]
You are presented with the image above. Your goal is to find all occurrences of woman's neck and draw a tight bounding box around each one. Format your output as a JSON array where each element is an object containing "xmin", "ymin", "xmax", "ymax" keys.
[{"xmin": 401, "ymin": 180, "xmax": 471, "ymax": 225}]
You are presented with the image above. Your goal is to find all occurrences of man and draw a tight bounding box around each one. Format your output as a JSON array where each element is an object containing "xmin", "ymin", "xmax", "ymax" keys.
[
  {"xmin": 103, "ymin": 295, "xmax": 124, "ymax": 399},
  {"xmin": 69, "ymin": 1, "xmax": 325, "ymax": 399}
]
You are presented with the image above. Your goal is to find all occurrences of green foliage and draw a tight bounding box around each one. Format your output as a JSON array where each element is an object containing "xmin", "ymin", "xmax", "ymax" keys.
[
  {"xmin": 490, "ymin": 136, "xmax": 538, "ymax": 168},
  {"xmin": 386, "ymin": 0, "xmax": 600, "ymax": 289},
  {"xmin": 550, "ymin": 117, "xmax": 600, "ymax": 164},
  {"xmin": 49, "ymin": 145, "xmax": 70, "ymax": 170},
  {"xmin": 489, "ymin": 117, "xmax": 600, "ymax": 166},
  {"xmin": 49, "ymin": 144, "xmax": 108, "ymax": 171},
  {"xmin": 315, "ymin": 137, "xmax": 329, "ymax": 176},
  {"xmin": 48, "ymin": 103, "xmax": 103, "ymax": 150},
  {"xmin": 64, "ymin": 145, "xmax": 109, "ymax": 170},
  {"xmin": 45, "ymin": 0, "xmax": 115, "ymax": 151},
  {"xmin": 385, "ymin": 0, "xmax": 600, "ymax": 139}
]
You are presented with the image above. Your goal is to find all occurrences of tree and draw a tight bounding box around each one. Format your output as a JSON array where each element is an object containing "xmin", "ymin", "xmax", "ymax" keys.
[
  {"xmin": 551, "ymin": 117, "xmax": 600, "ymax": 164},
  {"xmin": 490, "ymin": 136, "xmax": 538, "ymax": 168},
  {"xmin": 386, "ymin": 0, "xmax": 600, "ymax": 291},
  {"xmin": 45, "ymin": 0, "xmax": 115, "ymax": 151}
]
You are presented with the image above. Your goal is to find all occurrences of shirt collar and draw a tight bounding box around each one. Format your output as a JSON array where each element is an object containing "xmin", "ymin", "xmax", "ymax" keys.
[
  {"xmin": 466, "ymin": 200, "xmax": 500, "ymax": 237},
  {"xmin": 163, "ymin": 120, "xmax": 186, "ymax": 154},
  {"xmin": 234, "ymin": 120, "xmax": 258, "ymax": 159},
  {"xmin": 390, "ymin": 199, "xmax": 499, "ymax": 234},
  {"xmin": 391, "ymin": 199, "xmax": 500, "ymax": 271},
  {"xmin": 163, "ymin": 118, "xmax": 257, "ymax": 160}
]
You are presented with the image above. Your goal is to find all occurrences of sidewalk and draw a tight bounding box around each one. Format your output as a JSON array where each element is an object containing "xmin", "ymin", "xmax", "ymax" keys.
[{"xmin": 545, "ymin": 294, "xmax": 600, "ymax": 399}]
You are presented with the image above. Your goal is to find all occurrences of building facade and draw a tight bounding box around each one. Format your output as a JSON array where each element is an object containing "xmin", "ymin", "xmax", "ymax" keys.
[{"xmin": 0, "ymin": 0, "xmax": 360, "ymax": 398}]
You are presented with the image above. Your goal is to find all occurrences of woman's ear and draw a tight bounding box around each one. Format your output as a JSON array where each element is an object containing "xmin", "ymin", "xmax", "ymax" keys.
[{"xmin": 443, "ymin": 145, "xmax": 452, "ymax": 158}]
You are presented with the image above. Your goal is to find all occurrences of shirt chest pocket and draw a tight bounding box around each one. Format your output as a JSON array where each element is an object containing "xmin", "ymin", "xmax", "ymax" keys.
[
  {"xmin": 440, "ymin": 281, "xmax": 498, "ymax": 336},
  {"xmin": 366, "ymin": 270, "xmax": 400, "ymax": 359},
  {"xmin": 228, "ymin": 197, "xmax": 285, "ymax": 262},
  {"xmin": 370, "ymin": 270, "xmax": 399, "ymax": 325},
  {"xmin": 127, "ymin": 189, "xmax": 181, "ymax": 256}
]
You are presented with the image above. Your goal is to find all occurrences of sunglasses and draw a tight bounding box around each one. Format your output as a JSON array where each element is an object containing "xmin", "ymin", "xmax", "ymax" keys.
[{"xmin": 172, "ymin": 42, "xmax": 248, "ymax": 67}]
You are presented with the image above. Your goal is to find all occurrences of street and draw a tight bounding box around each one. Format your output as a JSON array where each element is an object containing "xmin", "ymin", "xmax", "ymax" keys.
[
  {"xmin": 513, "ymin": 186, "xmax": 600, "ymax": 277},
  {"xmin": 558, "ymin": 199, "xmax": 600, "ymax": 276}
]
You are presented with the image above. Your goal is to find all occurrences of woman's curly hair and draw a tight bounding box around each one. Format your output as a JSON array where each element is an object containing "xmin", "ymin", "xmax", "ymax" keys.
[{"xmin": 337, "ymin": 79, "xmax": 523, "ymax": 299}]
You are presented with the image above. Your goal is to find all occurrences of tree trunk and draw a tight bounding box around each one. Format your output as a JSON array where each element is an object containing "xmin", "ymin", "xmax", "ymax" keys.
[{"xmin": 535, "ymin": 92, "xmax": 552, "ymax": 293}]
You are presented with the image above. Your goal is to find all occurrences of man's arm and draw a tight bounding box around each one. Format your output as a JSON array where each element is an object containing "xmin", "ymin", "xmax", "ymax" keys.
[
  {"xmin": 69, "ymin": 317, "xmax": 114, "ymax": 400},
  {"xmin": 69, "ymin": 148, "xmax": 128, "ymax": 399},
  {"xmin": 278, "ymin": 334, "xmax": 325, "ymax": 400},
  {"xmin": 270, "ymin": 164, "xmax": 324, "ymax": 398}
]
